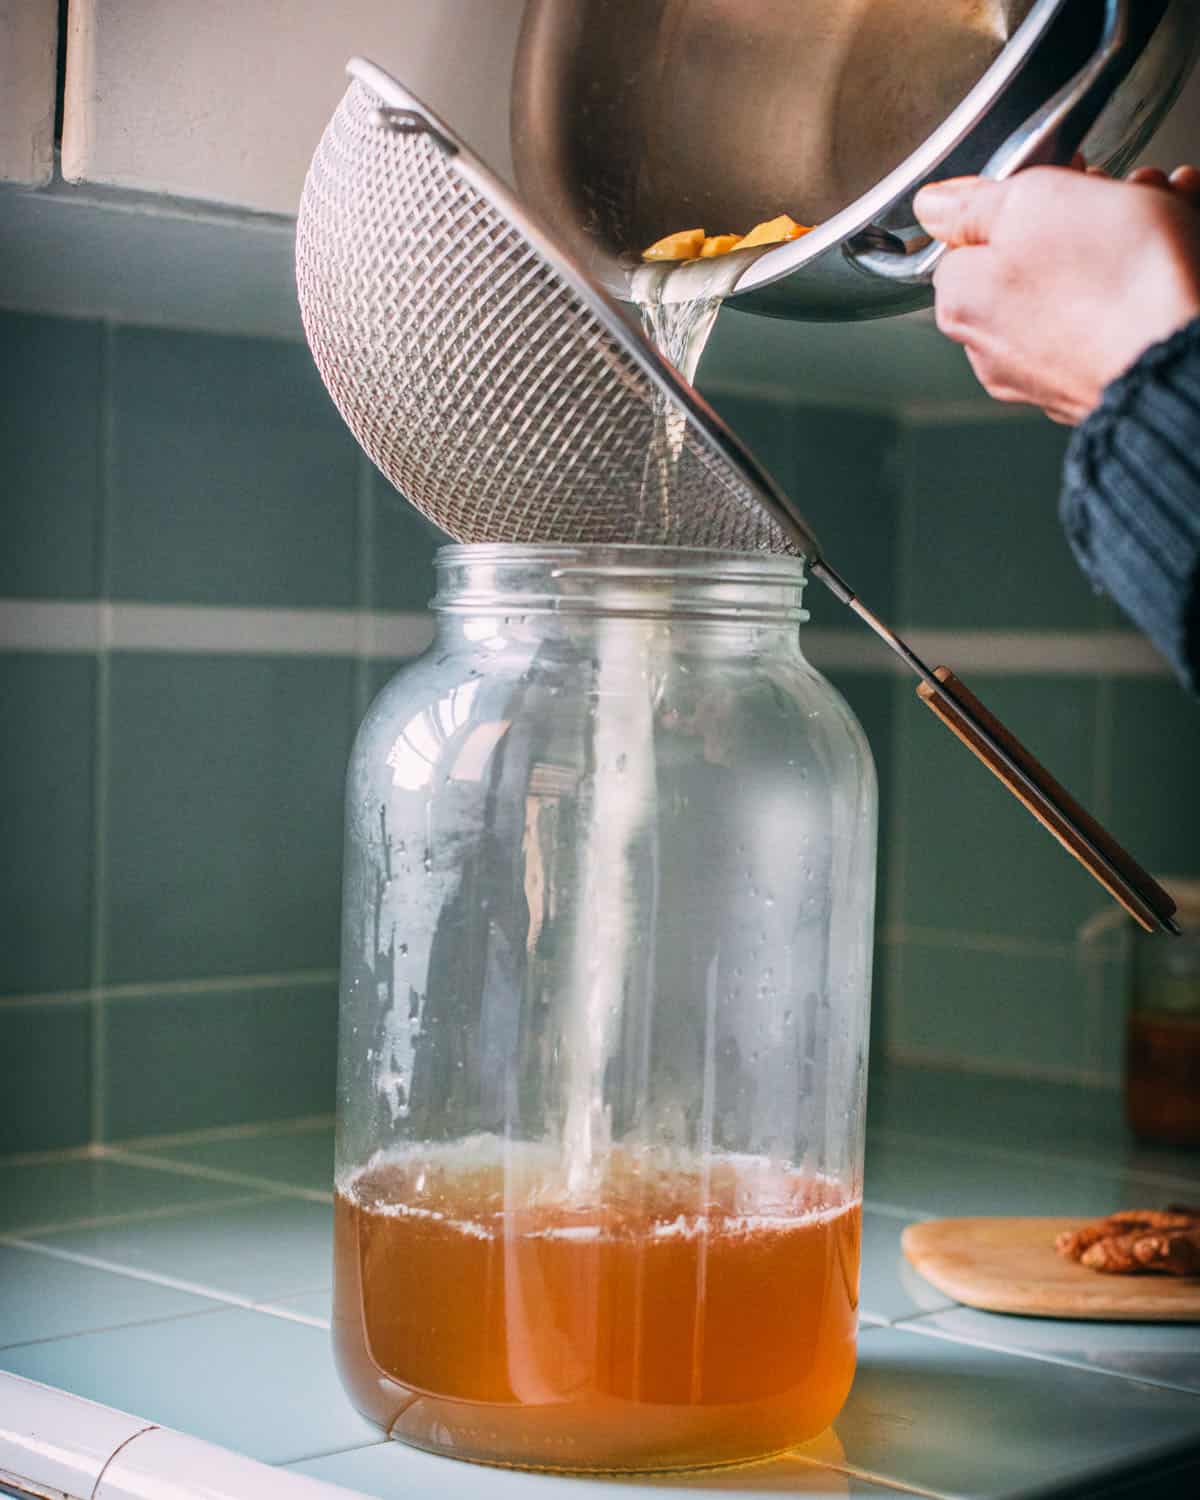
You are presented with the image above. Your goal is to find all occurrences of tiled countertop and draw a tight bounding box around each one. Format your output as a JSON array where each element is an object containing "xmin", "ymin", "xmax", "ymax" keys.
[{"xmin": 3, "ymin": 1067, "xmax": 1200, "ymax": 1499}]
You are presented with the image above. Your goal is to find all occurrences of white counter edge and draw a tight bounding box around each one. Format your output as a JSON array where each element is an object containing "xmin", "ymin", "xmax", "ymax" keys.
[{"xmin": 0, "ymin": 1372, "xmax": 365, "ymax": 1500}]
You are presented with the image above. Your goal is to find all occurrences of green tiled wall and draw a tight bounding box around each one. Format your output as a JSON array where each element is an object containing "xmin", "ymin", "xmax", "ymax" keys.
[
  {"xmin": 0, "ymin": 654, "xmax": 97, "ymax": 996},
  {"xmin": 0, "ymin": 315, "xmax": 103, "ymax": 599},
  {"xmin": 109, "ymin": 328, "xmax": 361, "ymax": 608},
  {"xmin": 104, "ymin": 654, "xmax": 354, "ymax": 985},
  {"xmin": 103, "ymin": 979, "xmax": 338, "ymax": 1140},
  {"xmin": 894, "ymin": 420, "xmax": 1107, "ymax": 630},
  {"xmin": 884, "ymin": 416, "xmax": 1200, "ymax": 1087},
  {"xmin": 4, "ymin": 307, "xmax": 1197, "ymax": 1157},
  {"xmin": 2, "ymin": 311, "xmax": 436, "ymax": 1154}
]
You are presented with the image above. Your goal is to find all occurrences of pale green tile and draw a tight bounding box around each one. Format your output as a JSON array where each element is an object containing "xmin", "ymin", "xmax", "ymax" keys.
[
  {"xmin": 0, "ymin": 1306, "xmax": 378, "ymax": 1465},
  {"xmin": 904, "ymin": 1307, "xmax": 1200, "ymax": 1396},
  {"xmin": 139, "ymin": 1123, "xmax": 334, "ymax": 1193},
  {"xmin": 0, "ymin": 1000, "xmax": 91, "ymax": 1155},
  {"xmin": 369, "ymin": 473, "xmax": 443, "ymax": 612},
  {"xmin": 0, "ymin": 312, "xmax": 102, "ymax": 599},
  {"xmin": 896, "ymin": 419, "xmax": 1101, "ymax": 630},
  {"xmin": 0, "ymin": 1243, "xmax": 217, "ymax": 1348},
  {"xmin": 103, "ymin": 981, "xmax": 336, "ymax": 1140},
  {"xmin": 109, "ymin": 326, "xmax": 359, "ymax": 607},
  {"xmin": 104, "ymin": 655, "xmax": 354, "ymax": 984},
  {"xmin": 896, "ymin": 675, "xmax": 1102, "ymax": 942},
  {"xmin": 264, "ymin": 1289, "xmax": 332, "ymax": 1324},
  {"xmin": 0, "ymin": 655, "xmax": 96, "ymax": 995},
  {"xmin": 890, "ymin": 941, "xmax": 1091, "ymax": 1077},
  {"xmin": 836, "ymin": 1325, "xmax": 1200, "ymax": 1499},
  {"xmin": 859, "ymin": 1209, "xmax": 954, "ymax": 1325},
  {"xmin": 864, "ymin": 1132, "xmax": 1197, "ymax": 1220},
  {"xmin": 34, "ymin": 1196, "xmax": 333, "ymax": 1300},
  {"xmin": 0, "ymin": 1158, "xmax": 260, "ymax": 1234},
  {"xmin": 1109, "ymin": 680, "xmax": 1200, "ymax": 879}
]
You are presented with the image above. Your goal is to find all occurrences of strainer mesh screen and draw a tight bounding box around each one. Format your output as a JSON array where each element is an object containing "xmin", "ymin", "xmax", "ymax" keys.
[{"xmin": 295, "ymin": 80, "xmax": 793, "ymax": 552}]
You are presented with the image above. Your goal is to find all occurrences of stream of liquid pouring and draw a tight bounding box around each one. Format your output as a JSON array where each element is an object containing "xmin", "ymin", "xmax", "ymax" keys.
[
  {"xmin": 559, "ymin": 259, "xmax": 741, "ymax": 1200},
  {"xmin": 633, "ymin": 256, "xmax": 747, "ymax": 525}
]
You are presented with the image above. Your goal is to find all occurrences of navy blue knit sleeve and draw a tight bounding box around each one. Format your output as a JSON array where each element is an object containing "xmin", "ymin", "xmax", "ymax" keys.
[{"xmin": 1061, "ymin": 316, "xmax": 1200, "ymax": 694}]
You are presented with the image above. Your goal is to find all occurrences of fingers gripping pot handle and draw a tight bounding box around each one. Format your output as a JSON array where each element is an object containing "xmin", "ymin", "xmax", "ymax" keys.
[{"xmin": 853, "ymin": 0, "xmax": 1132, "ymax": 286}]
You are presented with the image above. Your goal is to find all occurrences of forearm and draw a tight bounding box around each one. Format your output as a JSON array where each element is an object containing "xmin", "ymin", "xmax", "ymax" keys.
[{"xmin": 1061, "ymin": 317, "xmax": 1200, "ymax": 694}]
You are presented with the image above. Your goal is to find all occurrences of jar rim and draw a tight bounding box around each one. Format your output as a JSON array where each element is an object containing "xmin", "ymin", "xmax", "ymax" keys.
[
  {"xmin": 434, "ymin": 542, "xmax": 806, "ymax": 582},
  {"xmin": 431, "ymin": 543, "xmax": 809, "ymax": 625}
]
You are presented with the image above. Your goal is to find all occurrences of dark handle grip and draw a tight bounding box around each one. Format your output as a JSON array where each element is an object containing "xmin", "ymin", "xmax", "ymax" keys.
[{"xmin": 918, "ymin": 667, "xmax": 1176, "ymax": 934}]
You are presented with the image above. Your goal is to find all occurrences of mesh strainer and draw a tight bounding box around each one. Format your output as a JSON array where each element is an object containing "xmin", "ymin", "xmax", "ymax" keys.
[{"xmin": 295, "ymin": 57, "xmax": 1176, "ymax": 935}]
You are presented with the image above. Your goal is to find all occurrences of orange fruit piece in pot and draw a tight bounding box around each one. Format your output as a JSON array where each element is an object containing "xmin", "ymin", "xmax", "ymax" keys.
[
  {"xmin": 734, "ymin": 214, "xmax": 812, "ymax": 249},
  {"xmin": 642, "ymin": 228, "xmax": 706, "ymax": 261}
]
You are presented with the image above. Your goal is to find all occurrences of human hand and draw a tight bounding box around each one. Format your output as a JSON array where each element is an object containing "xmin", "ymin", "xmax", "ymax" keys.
[{"xmin": 914, "ymin": 165, "xmax": 1200, "ymax": 424}]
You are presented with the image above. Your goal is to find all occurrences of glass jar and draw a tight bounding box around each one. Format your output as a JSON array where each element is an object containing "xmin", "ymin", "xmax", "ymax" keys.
[{"xmin": 333, "ymin": 544, "xmax": 877, "ymax": 1473}]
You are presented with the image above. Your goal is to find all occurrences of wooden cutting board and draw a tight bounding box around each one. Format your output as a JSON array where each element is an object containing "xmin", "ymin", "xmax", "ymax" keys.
[{"xmin": 902, "ymin": 1217, "xmax": 1200, "ymax": 1322}]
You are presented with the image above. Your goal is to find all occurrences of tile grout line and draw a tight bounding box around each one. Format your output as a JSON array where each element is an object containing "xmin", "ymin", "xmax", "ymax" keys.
[
  {"xmin": 0, "ymin": 1233, "xmax": 329, "ymax": 1328},
  {"xmin": 882, "ymin": 923, "xmax": 1089, "ymax": 961},
  {"xmin": 860, "ymin": 1197, "xmax": 934, "ymax": 1222},
  {"xmin": 867, "ymin": 1124, "xmax": 1200, "ymax": 1189},
  {"xmin": 889, "ymin": 1312, "xmax": 1200, "ymax": 1402},
  {"xmin": 0, "ymin": 1190, "xmax": 276, "ymax": 1240},
  {"xmin": 0, "ymin": 1306, "xmax": 239, "ymax": 1356},
  {"xmin": 0, "ymin": 601, "xmax": 1174, "ymax": 674},
  {"xmin": 800, "ymin": 1455, "xmax": 949, "ymax": 1500},
  {"xmin": 884, "ymin": 1042, "xmax": 1117, "ymax": 1091},
  {"xmin": 1, "ymin": 968, "xmax": 339, "ymax": 1012},
  {"xmin": 280, "ymin": 1441, "xmax": 390, "ymax": 1471},
  {"xmin": 0, "ymin": 1112, "xmax": 334, "ymax": 1168},
  {"xmin": 111, "ymin": 1111, "xmax": 334, "ymax": 1153},
  {"xmin": 89, "ymin": 319, "xmax": 116, "ymax": 1148},
  {"xmin": 99, "ymin": 1145, "xmax": 334, "ymax": 1203}
]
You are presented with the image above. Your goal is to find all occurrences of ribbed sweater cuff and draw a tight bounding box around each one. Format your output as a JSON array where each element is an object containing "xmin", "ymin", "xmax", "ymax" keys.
[{"xmin": 1061, "ymin": 317, "xmax": 1200, "ymax": 694}]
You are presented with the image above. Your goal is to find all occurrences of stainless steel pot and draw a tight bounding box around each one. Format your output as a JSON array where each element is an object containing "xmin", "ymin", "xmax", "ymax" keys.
[{"xmin": 512, "ymin": 0, "xmax": 1200, "ymax": 321}]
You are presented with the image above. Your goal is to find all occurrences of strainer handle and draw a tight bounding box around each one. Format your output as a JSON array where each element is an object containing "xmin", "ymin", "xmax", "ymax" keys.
[
  {"xmin": 916, "ymin": 667, "xmax": 1176, "ymax": 935},
  {"xmin": 811, "ymin": 559, "xmax": 1178, "ymax": 934}
]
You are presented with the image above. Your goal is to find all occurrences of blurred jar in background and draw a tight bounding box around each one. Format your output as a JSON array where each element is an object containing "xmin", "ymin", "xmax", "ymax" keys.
[{"xmin": 1126, "ymin": 883, "xmax": 1200, "ymax": 1146}]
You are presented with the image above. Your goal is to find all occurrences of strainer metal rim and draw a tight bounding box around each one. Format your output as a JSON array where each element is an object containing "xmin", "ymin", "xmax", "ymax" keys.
[{"xmin": 345, "ymin": 56, "xmax": 822, "ymax": 565}]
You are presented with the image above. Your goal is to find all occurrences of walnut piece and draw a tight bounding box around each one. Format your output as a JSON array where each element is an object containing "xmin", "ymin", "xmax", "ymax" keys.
[{"xmin": 1057, "ymin": 1209, "xmax": 1200, "ymax": 1277}]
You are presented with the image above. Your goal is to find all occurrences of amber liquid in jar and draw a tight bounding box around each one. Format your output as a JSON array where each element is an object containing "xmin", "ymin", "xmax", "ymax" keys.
[
  {"xmin": 1126, "ymin": 1013, "xmax": 1200, "ymax": 1145},
  {"xmin": 333, "ymin": 1142, "xmax": 860, "ymax": 1472}
]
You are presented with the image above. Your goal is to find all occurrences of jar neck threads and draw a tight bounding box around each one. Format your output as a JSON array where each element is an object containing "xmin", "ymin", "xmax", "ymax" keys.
[{"xmin": 431, "ymin": 544, "xmax": 809, "ymax": 626}]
